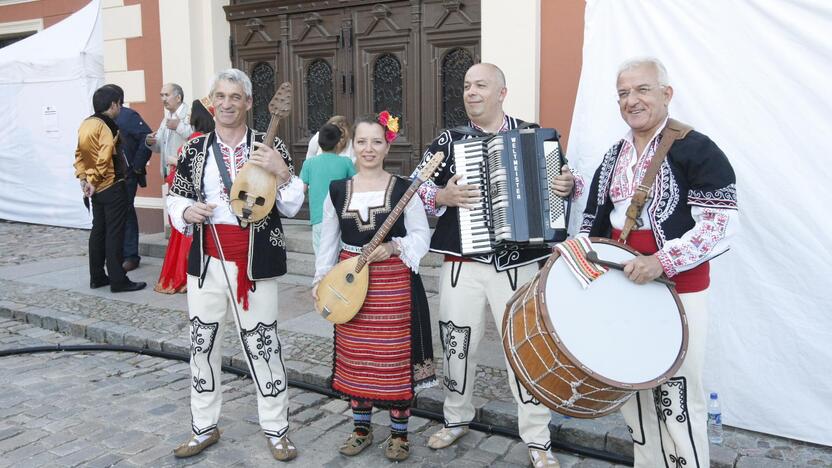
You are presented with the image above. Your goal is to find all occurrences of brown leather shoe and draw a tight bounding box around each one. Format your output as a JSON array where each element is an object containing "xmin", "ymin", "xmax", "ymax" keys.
[
  {"xmin": 122, "ymin": 258, "xmax": 139, "ymax": 272},
  {"xmin": 384, "ymin": 436, "xmax": 410, "ymax": 461},
  {"xmin": 338, "ymin": 430, "xmax": 373, "ymax": 456},
  {"xmin": 173, "ymin": 429, "xmax": 220, "ymax": 458},
  {"xmin": 267, "ymin": 434, "xmax": 297, "ymax": 461}
]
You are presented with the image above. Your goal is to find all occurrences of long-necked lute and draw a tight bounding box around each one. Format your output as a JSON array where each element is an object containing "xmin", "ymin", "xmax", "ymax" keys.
[
  {"xmin": 229, "ymin": 81, "xmax": 292, "ymax": 227},
  {"xmin": 315, "ymin": 151, "xmax": 445, "ymax": 324}
]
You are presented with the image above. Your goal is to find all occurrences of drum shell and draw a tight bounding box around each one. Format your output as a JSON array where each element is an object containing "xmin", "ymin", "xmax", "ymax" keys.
[{"xmin": 502, "ymin": 237, "xmax": 688, "ymax": 418}]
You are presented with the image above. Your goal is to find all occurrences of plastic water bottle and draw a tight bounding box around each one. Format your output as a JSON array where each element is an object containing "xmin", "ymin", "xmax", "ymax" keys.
[{"xmin": 707, "ymin": 392, "xmax": 723, "ymax": 444}]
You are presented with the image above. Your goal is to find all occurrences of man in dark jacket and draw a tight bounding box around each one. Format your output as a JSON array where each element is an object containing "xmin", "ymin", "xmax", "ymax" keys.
[{"xmin": 103, "ymin": 84, "xmax": 152, "ymax": 272}]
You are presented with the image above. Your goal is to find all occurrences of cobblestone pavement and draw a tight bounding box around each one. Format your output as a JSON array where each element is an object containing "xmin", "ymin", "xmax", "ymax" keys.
[
  {"xmin": 0, "ymin": 279, "xmax": 513, "ymax": 404},
  {"xmin": 0, "ymin": 220, "xmax": 87, "ymax": 267},
  {"xmin": 1, "ymin": 220, "xmax": 831, "ymax": 467},
  {"xmin": 0, "ymin": 220, "xmax": 514, "ymax": 404},
  {"xmin": 0, "ymin": 319, "xmax": 623, "ymax": 468}
]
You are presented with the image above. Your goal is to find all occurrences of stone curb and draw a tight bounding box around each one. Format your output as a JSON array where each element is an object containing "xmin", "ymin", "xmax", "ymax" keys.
[{"xmin": 0, "ymin": 301, "xmax": 741, "ymax": 467}]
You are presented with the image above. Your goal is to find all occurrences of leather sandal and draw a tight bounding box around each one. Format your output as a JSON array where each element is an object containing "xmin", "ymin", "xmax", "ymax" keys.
[
  {"xmin": 529, "ymin": 448, "xmax": 561, "ymax": 468},
  {"xmin": 267, "ymin": 434, "xmax": 298, "ymax": 461},
  {"xmin": 384, "ymin": 436, "xmax": 410, "ymax": 461},
  {"xmin": 427, "ymin": 426, "xmax": 468, "ymax": 449},
  {"xmin": 339, "ymin": 430, "xmax": 373, "ymax": 456},
  {"xmin": 173, "ymin": 428, "xmax": 220, "ymax": 458}
]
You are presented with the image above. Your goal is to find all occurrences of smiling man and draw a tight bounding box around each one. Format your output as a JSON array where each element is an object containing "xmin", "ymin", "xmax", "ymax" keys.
[
  {"xmin": 165, "ymin": 68, "xmax": 304, "ymax": 462},
  {"xmin": 581, "ymin": 57, "xmax": 739, "ymax": 468},
  {"xmin": 413, "ymin": 63, "xmax": 579, "ymax": 468}
]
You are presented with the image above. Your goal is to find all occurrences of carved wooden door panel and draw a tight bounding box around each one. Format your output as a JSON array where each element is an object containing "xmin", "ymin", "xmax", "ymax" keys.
[
  {"xmin": 419, "ymin": 0, "xmax": 481, "ymax": 153},
  {"xmin": 228, "ymin": 0, "xmax": 481, "ymax": 219},
  {"xmin": 232, "ymin": 17, "xmax": 284, "ymax": 134},
  {"xmin": 286, "ymin": 8, "xmax": 353, "ymax": 167},
  {"xmin": 349, "ymin": 1, "xmax": 417, "ymax": 177}
]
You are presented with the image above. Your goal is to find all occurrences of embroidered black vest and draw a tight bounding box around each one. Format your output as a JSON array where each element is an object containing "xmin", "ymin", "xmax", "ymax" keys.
[
  {"xmin": 419, "ymin": 116, "xmax": 551, "ymax": 271},
  {"xmin": 581, "ymin": 130, "xmax": 737, "ymax": 247},
  {"xmin": 169, "ymin": 129, "xmax": 294, "ymax": 280},
  {"xmin": 329, "ymin": 176, "xmax": 409, "ymax": 247}
]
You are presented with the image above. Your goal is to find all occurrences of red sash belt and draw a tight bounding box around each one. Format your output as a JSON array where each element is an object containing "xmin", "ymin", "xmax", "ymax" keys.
[
  {"xmin": 205, "ymin": 224, "xmax": 253, "ymax": 311},
  {"xmin": 611, "ymin": 228, "xmax": 709, "ymax": 294}
]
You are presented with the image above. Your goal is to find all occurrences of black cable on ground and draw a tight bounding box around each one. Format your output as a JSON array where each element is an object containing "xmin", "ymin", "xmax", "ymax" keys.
[{"xmin": 0, "ymin": 344, "xmax": 634, "ymax": 466}]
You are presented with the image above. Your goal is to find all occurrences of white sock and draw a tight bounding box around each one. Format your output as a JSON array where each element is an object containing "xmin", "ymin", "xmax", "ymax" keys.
[{"xmin": 192, "ymin": 433, "xmax": 213, "ymax": 444}]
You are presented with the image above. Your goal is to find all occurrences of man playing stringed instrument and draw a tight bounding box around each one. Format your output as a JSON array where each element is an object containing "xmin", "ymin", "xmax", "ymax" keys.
[
  {"xmin": 165, "ymin": 68, "xmax": 304, "ymax": 461},
  {"xmin": 311, "ymin": 113, "xmax": 436, "ymax": 462}
]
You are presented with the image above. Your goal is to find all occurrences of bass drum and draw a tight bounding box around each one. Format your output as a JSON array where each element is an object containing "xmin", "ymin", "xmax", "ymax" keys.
[{"xmin": 502, "ymin": 237, "xmax": 688, "ymax": 418}]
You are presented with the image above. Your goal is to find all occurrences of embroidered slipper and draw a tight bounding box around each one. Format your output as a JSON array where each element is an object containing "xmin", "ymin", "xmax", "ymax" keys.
[
  {"xmin": 267, "ymin": 434, "xmax": 297, "ymax": 461},
  {"xmin": 173, "ymin": 428, "xmax": 220, "ymax": 458},
  {"xmin": 529, "ymin": 447, "xmax": 561, "ymax": 468},
  {"xmin": 384, "ymin": 436, "xmax": 410, "ymax": 461},
  {"xmin": 339, "ymin": 431, "xmax": 373, "ymax": 456},
  {"xmin": 427, "ymin": 426, "xmax": 468, "ymax": 449}
]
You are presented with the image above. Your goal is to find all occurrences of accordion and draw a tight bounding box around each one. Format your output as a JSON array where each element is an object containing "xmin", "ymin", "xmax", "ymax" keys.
[{"xmin": 454, "ymin": 127, "xmax": 570, "ymax": 256}]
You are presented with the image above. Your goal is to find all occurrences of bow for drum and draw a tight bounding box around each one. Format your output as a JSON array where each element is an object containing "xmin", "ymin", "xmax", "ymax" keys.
[
  {"xmin": 197, "ymin": 193, "xmax": 243, "ymax": 319},
  {"xmin": 585, "ymin": 250, "xmax": 675, "ymax": 287}
]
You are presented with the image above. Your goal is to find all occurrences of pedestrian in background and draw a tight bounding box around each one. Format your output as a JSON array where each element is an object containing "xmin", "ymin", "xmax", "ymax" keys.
[{"xmin": 299, "ymin": 123, "xmax": 356, "ymax": 256}]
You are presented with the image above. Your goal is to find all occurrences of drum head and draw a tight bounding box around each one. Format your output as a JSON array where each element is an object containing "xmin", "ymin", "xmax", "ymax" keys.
[{"xmin": 543, "ymin": 239, "xmax": 684, "ymax": 386}]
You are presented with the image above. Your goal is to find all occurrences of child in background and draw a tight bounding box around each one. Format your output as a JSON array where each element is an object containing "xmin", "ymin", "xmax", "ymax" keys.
[{"xmin": 300, "ymin": 123, "xmax": 357, "ymax": 255}]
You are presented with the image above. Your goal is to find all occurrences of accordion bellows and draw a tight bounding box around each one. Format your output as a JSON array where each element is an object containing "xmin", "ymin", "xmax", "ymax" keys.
[{"xmin": 454, "ymin": 127, "xmax": 571, "ymax": 256}]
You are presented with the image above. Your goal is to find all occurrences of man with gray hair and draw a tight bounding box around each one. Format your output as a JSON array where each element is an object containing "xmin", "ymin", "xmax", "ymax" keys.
[
  {"xmin": 146, "ymin": 82, "xmax": 193, "ymax": 181},
  {"xmin": 166, "ymin": 68, "xmax": 303, "ymax": 461},
  {"xmin": 581, "ymin": 57, "xmax": 738, "ymax": 467}
]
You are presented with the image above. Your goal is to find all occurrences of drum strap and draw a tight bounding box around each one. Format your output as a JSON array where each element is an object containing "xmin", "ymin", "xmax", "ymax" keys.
[{"xmin": 619, "ymin": 118, "xmax": 693, "ymax": 244}]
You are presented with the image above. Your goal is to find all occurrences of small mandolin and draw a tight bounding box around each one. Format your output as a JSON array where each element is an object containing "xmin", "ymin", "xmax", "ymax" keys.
[
  {"xmin": 229, "ymin": 81, "xmax": 292, "ymax": 227},
  {"xmin": 315, "ymin": 151, "xmax": 446, "ymax": 323}
]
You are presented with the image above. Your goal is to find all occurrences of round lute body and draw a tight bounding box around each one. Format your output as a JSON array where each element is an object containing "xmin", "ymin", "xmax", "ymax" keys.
[
  {"xmin": 230, "ymin": 81, "xmax": 292, "ymax": 227},
  {"xmin": 315, "ymin": 152, "xmax": 446, "ymax": 323},
  {"xmin": 315, "ymin": 256, "xmax": 370, "ymax": 323}
]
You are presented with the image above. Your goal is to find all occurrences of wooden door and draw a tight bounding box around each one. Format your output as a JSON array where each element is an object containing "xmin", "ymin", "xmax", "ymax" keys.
[
  {"xmin": 349, "ymin": 2, "xmax": 418, "ymax": 176},
  {"xmin": 419, "ymin": 0, "xmax": 481, "ymax": 154},
  {"xmin": 227, "ymin": 0, "xmax": 482, "ymax": 218},
  {"xmin": 286, "ymin": 8, "xmax": 353, "ymax": 166}
]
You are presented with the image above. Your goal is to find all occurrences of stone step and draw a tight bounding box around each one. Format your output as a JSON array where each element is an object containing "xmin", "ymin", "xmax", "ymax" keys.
[{"xmin": 139, "ymin": 230, "xmax": 442, "ymax": 293}]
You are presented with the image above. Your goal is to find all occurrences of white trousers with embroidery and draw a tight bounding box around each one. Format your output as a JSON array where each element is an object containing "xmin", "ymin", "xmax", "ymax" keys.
[
  {"xmin": 186, "ymin": 257, "xmax": 290, "ymax": 439},
  {"xmin": 437, "ymin": 260, "xmax": 552, "ymax": 450},
  {"xmin": 620, "ymin": 290, "xmax": 710, "ymax": 468}
]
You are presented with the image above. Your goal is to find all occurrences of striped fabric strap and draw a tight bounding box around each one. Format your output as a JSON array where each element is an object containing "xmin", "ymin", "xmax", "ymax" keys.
[
  {"xmin": 340, "ymin": 242, "xmax": 363, "ymax": 254},
  {"xmin": 554, "ymin": 237, "xmax": 608, "ymax": 289}
]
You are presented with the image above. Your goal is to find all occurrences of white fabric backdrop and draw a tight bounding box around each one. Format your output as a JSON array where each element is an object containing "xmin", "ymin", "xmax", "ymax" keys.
[
  {"xmin": 0, "ymin": 0, "xmax": 102, "ymax": 229},
  {"xmin": 567, "ymin": 0, "xmax": 832, "ymax": 445}
]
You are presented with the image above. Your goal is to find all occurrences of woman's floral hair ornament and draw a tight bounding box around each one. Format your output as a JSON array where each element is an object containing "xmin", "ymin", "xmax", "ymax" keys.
[{"xmin": 377, "ymin": 110, "xmax": 400, "ymax": 143}]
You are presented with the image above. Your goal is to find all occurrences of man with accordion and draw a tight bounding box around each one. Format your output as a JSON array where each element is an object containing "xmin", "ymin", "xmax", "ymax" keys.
[{"xmin": 415, "ymin": 62, "xmax": 580, "ymax": 468}]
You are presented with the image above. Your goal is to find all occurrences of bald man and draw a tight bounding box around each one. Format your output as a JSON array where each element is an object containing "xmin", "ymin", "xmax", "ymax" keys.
[{"xmin": 413, "ymin": 63, "xmax": 579, "ymax": 468}]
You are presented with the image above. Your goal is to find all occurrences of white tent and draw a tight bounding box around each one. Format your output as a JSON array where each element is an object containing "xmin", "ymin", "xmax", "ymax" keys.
[
  {"xmin": 0, "ymin": 0, "xmax": 103, "ymax": 229},
  {"xmin": 568, "ymin": 0, "xmax": 832, "ymax": 446}
]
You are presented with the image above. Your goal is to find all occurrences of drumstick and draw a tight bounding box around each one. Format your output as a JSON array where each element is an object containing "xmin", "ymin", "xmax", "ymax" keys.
[{"xmin": 585, "ymin": 250, "xmax": 676, "ymax": 287}]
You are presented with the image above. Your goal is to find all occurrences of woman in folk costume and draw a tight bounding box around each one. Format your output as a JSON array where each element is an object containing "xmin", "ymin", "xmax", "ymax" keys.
[
  {"xmin": 154, "ymin": 98, "xmax": 215, "ymax": 293},
  {"xmin": 312, "ymin": 112, "xmax": 436, "ymax": 461}
]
